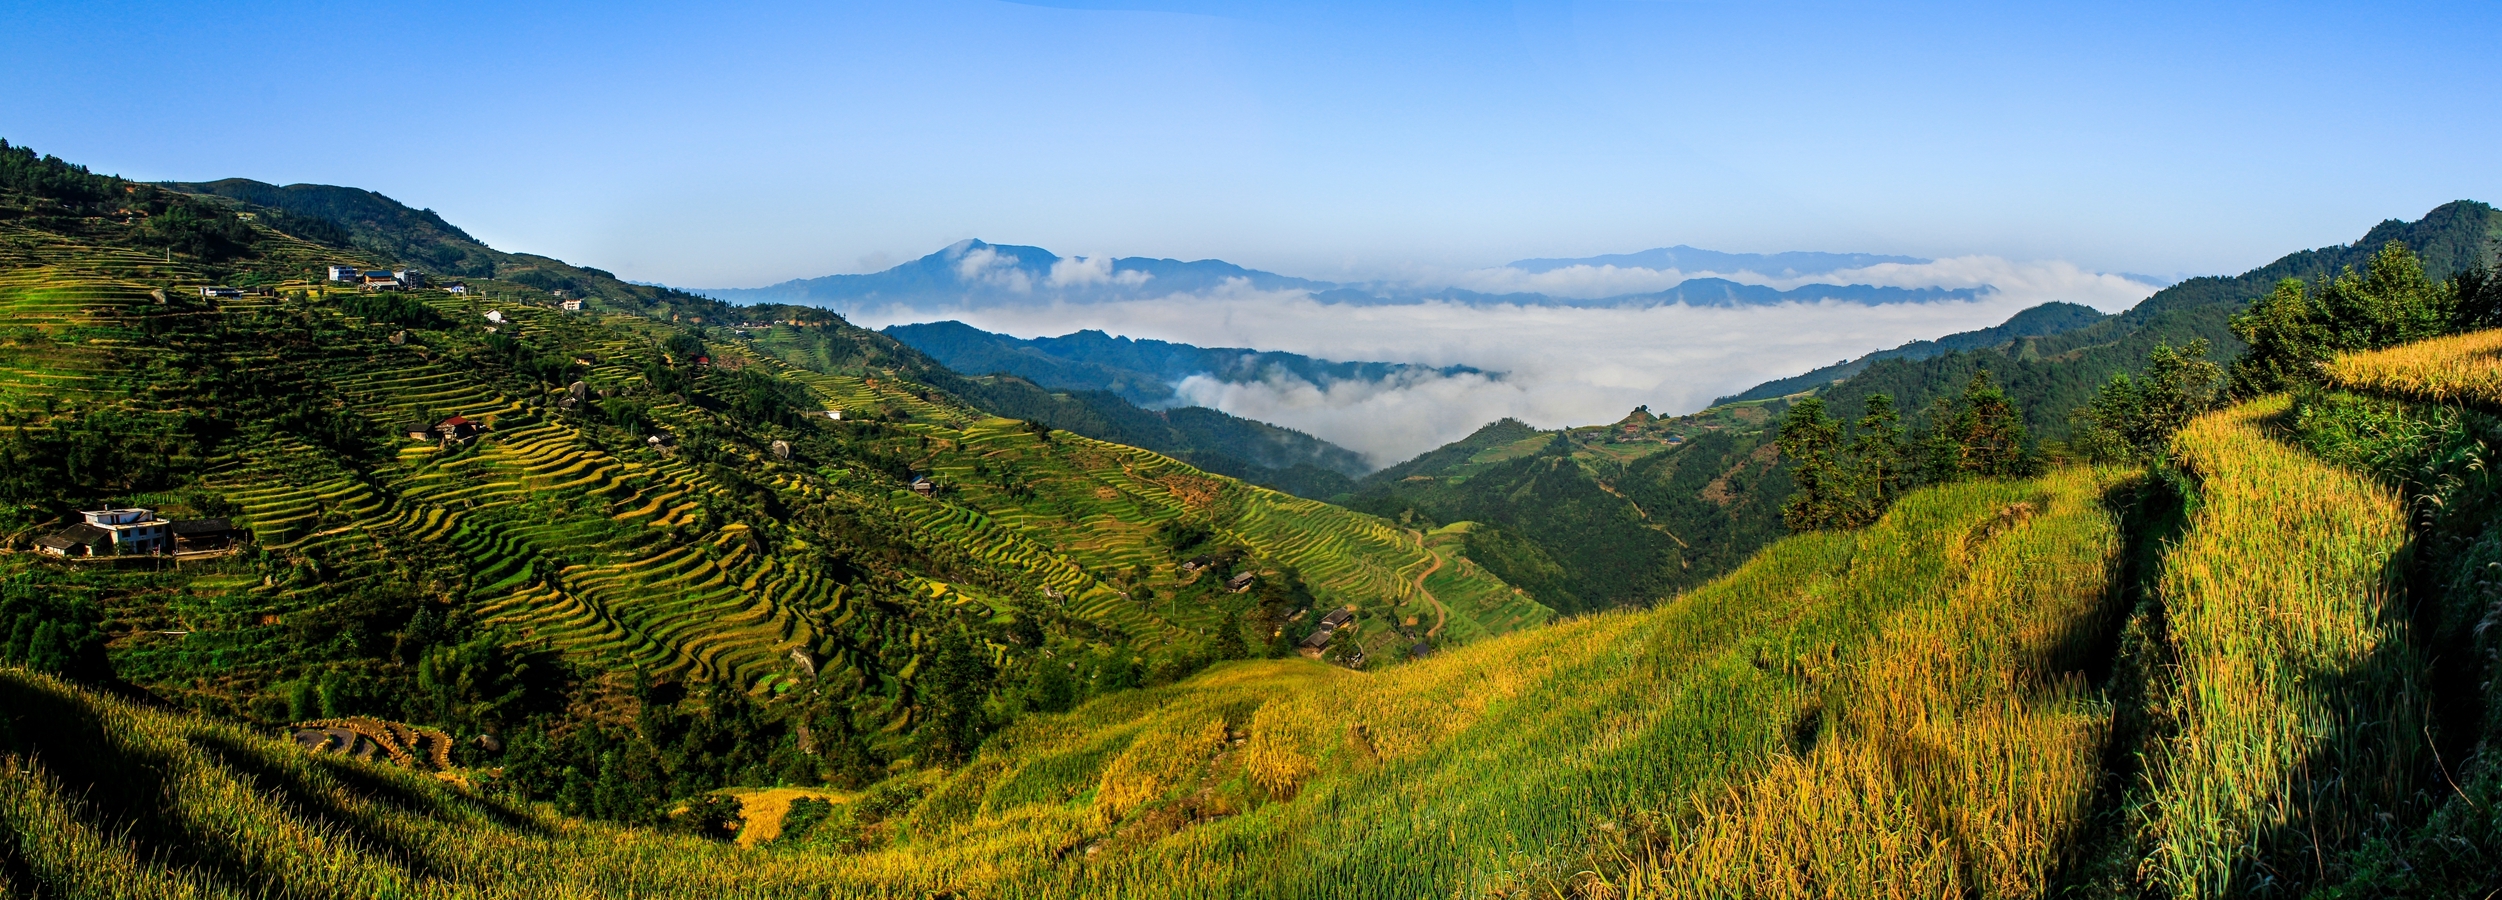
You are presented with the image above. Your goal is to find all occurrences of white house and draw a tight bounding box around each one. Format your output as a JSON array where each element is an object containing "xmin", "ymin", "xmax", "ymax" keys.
[
  {"xmin": 559, "ymin": 299, "xmax": 583, "ymax": 311},
  {"xmin": 38, "ymin": 507, "xmax": 172, "ymax": 556}
]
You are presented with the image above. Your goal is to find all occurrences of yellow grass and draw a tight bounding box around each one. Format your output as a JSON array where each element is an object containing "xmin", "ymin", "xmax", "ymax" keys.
[
  {"xmin": 2, "ymin": 465, "xmax": 2139, "ymax": 898},
  {"xmin": 2138, "ymin": 396, "xmax": 2423, "ymax": 897},
  {"xmin": 2321, "ymin": 326, "xmax": 2502, "ymax": 405}
]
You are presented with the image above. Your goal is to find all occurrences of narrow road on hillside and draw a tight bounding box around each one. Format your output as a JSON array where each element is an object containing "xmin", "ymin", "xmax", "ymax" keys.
[{"xmin": 1409, "ymin": 530, "xmax": 1449, "ymax": 641}]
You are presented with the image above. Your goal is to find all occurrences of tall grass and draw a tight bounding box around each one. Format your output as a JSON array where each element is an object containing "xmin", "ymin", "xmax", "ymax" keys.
[
  {"xmin": 1626, "ymin": 466, "xmax": 2123, "ymax": 898},
  {"xmin": 2320, "ymin": 326, "xmax": 2502, "ymax": 406},
  {"xmin": 2137, "ymin": 396, "xmax": 2424, "ymax": 896},
  {"xmin": 1, "ymin": 465, "xmax": 2136, "ymax": 898}
]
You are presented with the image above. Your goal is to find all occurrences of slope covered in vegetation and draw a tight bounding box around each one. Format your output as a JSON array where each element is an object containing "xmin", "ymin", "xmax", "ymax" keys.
[
  {"xmin": 0, "ymin": 139, "xmax": 1538, "ymax": 832},
  {"xmin": 1, "ymin": 460, "xmax": 2137, "ymax": 898}
]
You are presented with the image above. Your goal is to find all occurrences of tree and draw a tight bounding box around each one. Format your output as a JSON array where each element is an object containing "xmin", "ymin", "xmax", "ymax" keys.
[
  {"xmin": 1943, "ymin": 370, "xmax": 2032, "ymax": 478},
  {"xmin": 2073, "ymin": 340, "xmax": 2224, "ymax": 463},
  {"xmin": 1847, "ymin": 394, "xmax": 1904, "ymax": 524},
  {"xmin": 2231, "ymin": 241, "xmax": 2456, "ymax": 395},
  {"xmin": 911, "ymin": 632, "xmax": 994, "ymax": 765},
  {"xmin": 1776, "ymin": 397, "xmax": 1852, "ymax": 531}
]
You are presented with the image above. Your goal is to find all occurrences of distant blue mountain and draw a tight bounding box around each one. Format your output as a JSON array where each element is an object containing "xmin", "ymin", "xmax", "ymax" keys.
[
  {"xmin": 884, "ymin": 321, "xmax": 1481, "ymax": 409},
  {"xmin": 698, "ymin": 239, "xmax": 1988, "ymax": 309},
  {"xmin": 1504, "ymin": 245, "xmax": 1929, "ymax": 278},
  {"xmin": 701, "ymin": 239, "xmax": 1332, "ymax": 307}
]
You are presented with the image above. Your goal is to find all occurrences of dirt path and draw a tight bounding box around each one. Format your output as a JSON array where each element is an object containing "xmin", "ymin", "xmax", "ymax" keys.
[
  {"xmin": 1410, "ymin": 530, "xmax": 1449, "ymax": 641},
  {"xmin": 1592, "ymin": 479, "xmax": 1689, "ymax": 548}
]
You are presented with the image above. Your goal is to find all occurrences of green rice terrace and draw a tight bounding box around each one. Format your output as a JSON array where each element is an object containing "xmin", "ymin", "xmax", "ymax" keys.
[
  {"xmin": 2, "ymin": 144, "xmax": 2498, "ymax": 899},
  {"xmin": 0, "ymin": 148, "xmax": 1553, "ymax": 854}
]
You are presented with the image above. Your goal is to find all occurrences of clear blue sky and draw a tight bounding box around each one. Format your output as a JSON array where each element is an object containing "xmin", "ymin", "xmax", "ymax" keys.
[{"xmin": 7, "ymin": 1, "xmax": 2497, "ymax": 287}]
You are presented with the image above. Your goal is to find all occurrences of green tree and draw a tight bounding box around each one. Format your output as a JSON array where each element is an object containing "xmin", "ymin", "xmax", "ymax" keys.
[
  {"xmin": 1776, "ymin": 397, "xmax": 1851, "ymax": 531},
  {"xmin": 1846, "ymin": 394, "xmax": 1904, "ymax": 524},
  {"xmin": 2231, "ymin": 241, "xmax": 2456, "ymax": 395},
  {"xmin": 1943, "ymin": 370, "xmax": 2033, "ymax": 478},
  {"xmin": 2074, "ymin": 340, "xmax": 2225, "ymax": 462},
  {"xmin": 911, "ymin": 632, "xmax": 994, "ymax": 765}
]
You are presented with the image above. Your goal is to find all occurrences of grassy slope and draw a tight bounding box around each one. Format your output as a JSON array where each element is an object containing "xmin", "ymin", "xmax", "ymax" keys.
[
  {"xmin": 2, "ymin": 457, "xmax": 2134, "ymax": 898},
  {"xmin": 1348, "ymin": 401, "xmax": 1791, "ymax": 614},
  {"xmin": 2134, "ymin": 396, "xmax": 2423, "ymax": 896},
  {"xmin": 0, "ymin": 217, "xmax": 1533, "ymax": 718}
]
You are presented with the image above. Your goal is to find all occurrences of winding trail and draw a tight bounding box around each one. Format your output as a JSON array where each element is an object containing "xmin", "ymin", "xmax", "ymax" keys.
[{"xmin": 1409, "ymin": 530, "xmax": 1449, "ymax": 640}]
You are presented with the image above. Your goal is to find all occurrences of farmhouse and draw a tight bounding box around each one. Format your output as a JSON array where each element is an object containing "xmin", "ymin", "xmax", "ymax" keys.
[
  {"xmin": 338, "ymin": 268, "xmax": 427, "ymax": 291},
  {"xmin": 35, "ymin": 523, "xmax": 111, "ymax": 557},
  {"xmin": 199, "ymin": 286, "xmax": 242, "ymax": 298},
  {"xmin": 1226, "ymin": 572, "xmax": 1256, "ymax": 593},
  {"xmin": 910, "ymin": 477, "xmax": 937, "ymax": 497},
  {"xmin": 404, "ymin": 415, "xmax": 482, "ymax": 445},
  {"xmin": 559, "ymin": 299, "xmax": 583, "ymax": 311},
  {"xmin": 37, "ymin": 507, "xmax": 172, "ymax": 556},
  {"xmin": 171, "ymin": 518, "xmax": 239, "ymax": 552},
  {"xmin": 1298, "ymin": 607, "xmax": 1355, "ymax": 650},
  {"xmin": 444, "ymin": 282, "xmax": 469, "ymax": 295}
]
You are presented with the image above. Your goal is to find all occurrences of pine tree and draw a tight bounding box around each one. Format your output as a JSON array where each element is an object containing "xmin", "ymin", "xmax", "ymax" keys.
[
  {"xmin": 1776, "ymin": 397, "xmax": 1851, "ymax": 531},
  {"xmin": 1948, "ymin": 370, "xmax": 2032, "ymax": 478},
  {"xmin": 1846, "ymin": 394, "xmax": 1904, "ymax": 526}
]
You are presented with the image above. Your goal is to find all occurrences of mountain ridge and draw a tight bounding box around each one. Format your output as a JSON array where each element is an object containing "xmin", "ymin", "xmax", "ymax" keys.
[{"xmin": 698, "ymin": 239, "xmax": 1998, "ymax": 310}]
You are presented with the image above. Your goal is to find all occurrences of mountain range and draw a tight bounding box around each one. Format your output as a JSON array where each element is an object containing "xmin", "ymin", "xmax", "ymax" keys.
[
  {"xmin": 697, "ymin": 239, "xmax": 1993, "ymax": 310},
  {"xmin": 7, "ymin": 136, "xmax": 2502, "ymax": 897}
]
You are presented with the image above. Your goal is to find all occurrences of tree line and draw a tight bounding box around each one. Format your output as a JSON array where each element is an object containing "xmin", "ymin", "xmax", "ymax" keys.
[{"xmin": 1778, "ymin": 240, "xmax": 2500, "ymax": 531}]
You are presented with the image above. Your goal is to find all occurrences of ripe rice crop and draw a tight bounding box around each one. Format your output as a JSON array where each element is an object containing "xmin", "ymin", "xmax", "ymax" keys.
[
  {"xmin": 0, "ymin": 464, "xmax": 2135, "ymax": 898},
  {"xmin": 2137, "ymin": 396, "xmax": 2423, "ymax": 897},
  {"xmin": 2321, "ymin": 326, "xmax": 2502, "ymax": 406}
]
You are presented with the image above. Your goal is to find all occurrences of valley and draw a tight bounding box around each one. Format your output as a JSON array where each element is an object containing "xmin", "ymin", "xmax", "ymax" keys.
[{"xmin": 1, "ymin": 136, "xmax": 2499, "ymax": 899}]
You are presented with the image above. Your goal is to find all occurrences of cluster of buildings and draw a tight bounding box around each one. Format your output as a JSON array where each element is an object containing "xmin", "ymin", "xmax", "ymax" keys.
[
  {"xmin": 401, "ymin": 415, "xmax": 483, "ymax": 445},
  {"xmin": 36, "ymin": 507, "xmax": 240, "ymax": 558},
  {"xmin": 326, "ymin": 266, "xmax": 427, "ymax": 291}
]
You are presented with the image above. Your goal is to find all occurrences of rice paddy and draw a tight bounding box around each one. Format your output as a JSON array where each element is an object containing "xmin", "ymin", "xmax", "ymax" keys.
[{"xmin": 2320, "ymin": 326, "xmax": 2502, "ymax": 407}]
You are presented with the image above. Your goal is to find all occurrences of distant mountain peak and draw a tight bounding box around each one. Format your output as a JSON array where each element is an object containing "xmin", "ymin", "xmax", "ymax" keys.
[{"xmin": 1503, "ymin": 245, "xmax": 1930, "ymax": 278}]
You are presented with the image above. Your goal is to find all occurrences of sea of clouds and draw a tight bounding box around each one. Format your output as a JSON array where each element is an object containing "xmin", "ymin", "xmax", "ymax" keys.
[{"xmin": 839, "ymin": 257, "xmax": 2159, "ymax": 468}]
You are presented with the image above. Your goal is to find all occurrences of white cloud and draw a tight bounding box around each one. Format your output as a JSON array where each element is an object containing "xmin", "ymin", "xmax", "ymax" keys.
[
  {"xmin": 1047, "ymin": 254, "xmax": 1153, "ymax": 288},
  {"xmin": 953, "ymin": 245, "xmax": 1034, "ymax": 292},
  {"xmin": 840, "ymin": 269, "xmax": 2150, "ymax": 466},
  {"xmin": 1445, "ymin": 263, "xmax": 1696, "ymax": 298},
  {"xmin": 1439, "ymin": 256, "xmax": 2154, "ymax": 311}
]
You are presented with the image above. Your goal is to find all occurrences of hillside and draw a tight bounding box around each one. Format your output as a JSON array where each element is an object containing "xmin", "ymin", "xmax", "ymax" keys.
[
  {"xmin": 1715, "ymin": 300, "xmax": 2111, "ymax": 404},
  {"xmin": 884, "ymin": 320, "xmax": 1474, "ymax": 412},
  {"xmin": 0, "ymin": 140, "xmax": 1542, "ymax": 827},
  {"xmin": 1346, "ymin": 402, "xmax": 1792, "ymax": 614},
  {"xmin": 15, "ymin": 319, "xmax": 2499, "ymax": 896},
  {"xmin": 1353, "ymin": 201, "xmax": 2502, "ymax": 618},
  {"xmin": 1808, "ymin": 200, "xmax": 2502, "ymax": 442}
]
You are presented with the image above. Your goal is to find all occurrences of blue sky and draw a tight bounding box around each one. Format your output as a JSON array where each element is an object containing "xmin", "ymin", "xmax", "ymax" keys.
[{"xmin": 7, "ymin": 1, "xmax": 2498, "ymax": 287}]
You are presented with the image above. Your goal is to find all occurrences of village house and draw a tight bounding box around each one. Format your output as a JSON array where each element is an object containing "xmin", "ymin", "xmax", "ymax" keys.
[
  {"xmin": 910, "ymin": 476, "xmax": 937, "ymax": 497},
  {"xmin": 334, "ymin": 267, "xmax": 426, "ymax": 291},
  {"xmin": 559, "ymin": 299, "xmax": 583, "ymax": 311},
  {"xmin": 403, "ymin": 415, "xmax": 482, "ymax": 445},
  {"xmin": 1226, "ymin": 572, "xmax": 1257, "ymax": 593},
  {"xmin": 199, "ymin": 286, "xmax": 243, "ymax": 298},
  {"xmin": 37, "ymin": 507, "xmax": 173, "ymax": 557},
  {"xmin": 171, "ymin": 518, "xmax": 240, "ymax": 552},
  {"xmin": 444, "ymin": 282, "xmax": 469, "ymax": 295},
  {"xmin": 1298, "ymin": 607, "xmax": 1355, "ymax": 651}
]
